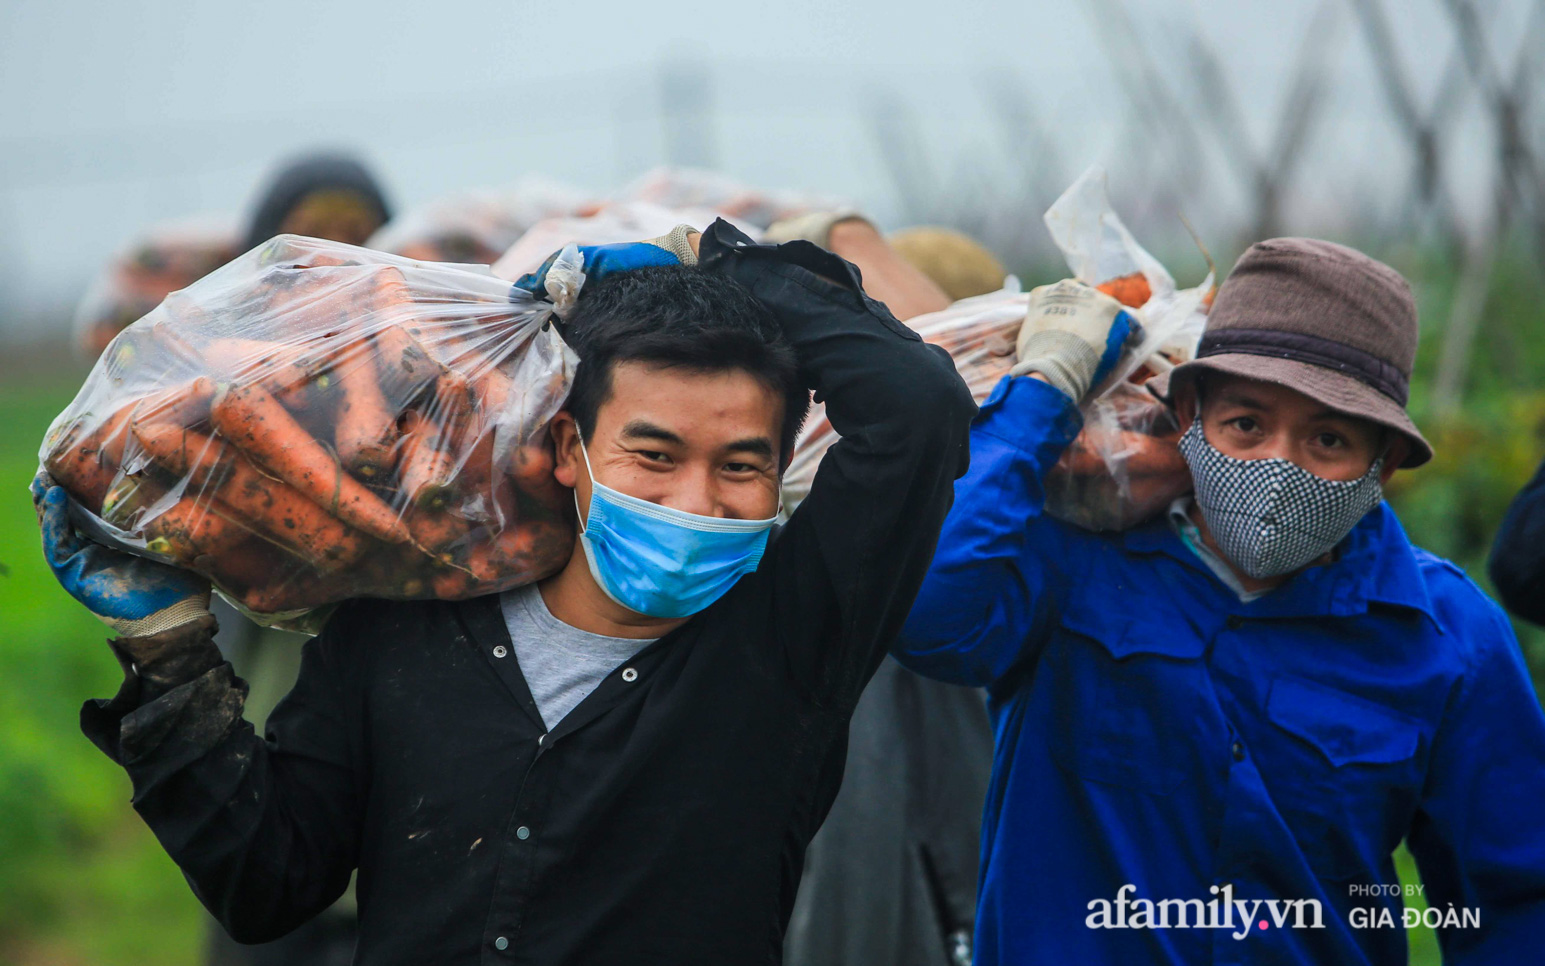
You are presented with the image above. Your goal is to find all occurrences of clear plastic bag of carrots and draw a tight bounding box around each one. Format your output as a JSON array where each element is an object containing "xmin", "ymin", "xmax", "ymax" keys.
[
  {"xmin": 41, "ymin": 234, "xmax": 578, "ymax": 630},
  {"xmin": 782, "ymin": 168, "xmax": 1211, "ymax": 531}
]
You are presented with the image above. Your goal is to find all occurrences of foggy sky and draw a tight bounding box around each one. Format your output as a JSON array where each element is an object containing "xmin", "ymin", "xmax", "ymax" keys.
[{"xmin": 0, "ymin": 0, "xmax": 1530, "ymax": 340}]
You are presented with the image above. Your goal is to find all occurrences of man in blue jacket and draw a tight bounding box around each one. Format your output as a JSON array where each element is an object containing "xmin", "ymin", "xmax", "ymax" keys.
[{"xmin": 894, "ymin": 237, "xmax": 1545, "ymax": 964}]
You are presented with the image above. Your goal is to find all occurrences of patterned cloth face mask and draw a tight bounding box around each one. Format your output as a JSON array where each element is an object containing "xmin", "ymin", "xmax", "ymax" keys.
[{"xmin": 1177, "ymin": 419, "xmax": 1385, "ymax": 580}]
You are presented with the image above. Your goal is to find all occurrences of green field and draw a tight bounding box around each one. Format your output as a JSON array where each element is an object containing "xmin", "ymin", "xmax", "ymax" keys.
[
  {"xmin": 0, "ymin": 372, "xmax": 204, "ymax": 965},
  {"xmin": 11, "ymin": 233, "xmax": 1545, "ymax": 966}
]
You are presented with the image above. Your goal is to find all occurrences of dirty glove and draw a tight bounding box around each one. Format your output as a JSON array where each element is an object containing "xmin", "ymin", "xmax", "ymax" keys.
[
  {"xmin": 511, "ymin": 225, "xmax": 700, "ymax": 312},
  {"xmin": 35, "ymin": 475, "xmax": 212, "ymax": 638},
  {"xmin": 1010, "ymin": 279, "xmax": 1141, "ymax": 403}
]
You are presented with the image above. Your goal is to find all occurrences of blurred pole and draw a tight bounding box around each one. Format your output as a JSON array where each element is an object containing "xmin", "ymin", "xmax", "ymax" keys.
[
  {"xmin": 868, "ymin": 90, "xmax": 942, "ymax": 226},
  {"xmin": 660, "ymin": 60, "xmax": 718, "ymax": 170},
  {"xmin": 1431, "ymin": 0, "xmax": 1545, "ymax": 416},
  {"xmin": 1084, "ymin": 0, "xmax": 1209, "ymax": 200},
  {"xmin": 1444, "ymin": 0, "xmax": 1545, "ymax": 271},
  {"xmin": 1183, "ymin": 0, "xmax": 1341, "ymax": 242},
  {"xmin": 1433, "ymin": 230, "xmax": 1499, "ymax": 416},
  {"xmin": 1346, "ymin": 0, "xmax": 1473, "ymax": 243}
]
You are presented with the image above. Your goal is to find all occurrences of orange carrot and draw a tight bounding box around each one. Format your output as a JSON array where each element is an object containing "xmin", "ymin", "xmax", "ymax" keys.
[
  {"xmin": 430, "ymin": 368, "xmax": 474, "ymax": 443},
  {"xmin": 470, "ymin": 365, "xmax": 513, "ymax": 419},
  {"xmin": 405, "ymin": 507, "xmax": 472, "ymax": 554},
  {"xmin": 354, "ymin": 266, "xmax": 414, "ymax": 319},
  {"xmin": 132, "ymin": 421, "xmax": 371, "ymax": 568},
  {"xmin": 96, "ymin": 471, "xmax": 257, "ymax": 565},
  {"xmin": 143, "ymin": 495, "xmax": 257, "ymax": 564},
  {"xmin": 241, "ymin": 570, "xmax": 352, "ymax": 614},
  {"xmin": 331, "ymin": 338, "xmax": 399, "ymax": 480},
  {"xmin": 509, "ymin": 440, "xmax": 557, "ymax": 492},
  {"xmin": 1096, "ymin": 272, "xmax": 1152, "ymax": 309},
  {"xmin": 372, "ymin": 324, "xmax": 442, "ymax": 406},
  {"xmin": 509, "ymin": 442, "xmax": 569, "ymax": 523},
  {"xmin": 211, "ymin": 382, "xmax": 410, "ymax": 544},
  {"xmin": 193, "ymin": 537, "xmax": 288, "ymax": 596},
  {"xmin": 430, "ymin": 568, "xmax": 476, "ymax": 599},
  {"xmin": 43, "ymin": 404, "xmax": 137, "ymax": 510},
  {"xmin": 203, "ymin": 337, "xmax": 330, "ymax": 409},
  {"xmin": 135, "ymin": 377, "xmax": 217, "ymax": 429},
  {"xmin": 394, "ymin": 410, "xmax": 459, "ymax": 512}
]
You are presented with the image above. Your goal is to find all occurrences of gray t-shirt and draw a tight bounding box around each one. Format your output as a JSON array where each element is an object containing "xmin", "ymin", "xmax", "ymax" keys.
[{"xmin": 499, "ymin": 583, "xmax": 656, "ymax": 731}]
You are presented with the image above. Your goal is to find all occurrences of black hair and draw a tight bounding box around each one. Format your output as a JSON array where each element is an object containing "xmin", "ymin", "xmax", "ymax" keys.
[
  {"xmin": 243, "ymin": 152, "xmax": 393, "ymax": 251},
  {"xmin": 561, "ymin": 266, "xmax": 809, "ymax": 468}
]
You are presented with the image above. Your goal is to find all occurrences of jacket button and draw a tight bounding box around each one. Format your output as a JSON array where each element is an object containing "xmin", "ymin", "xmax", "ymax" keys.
[
  {"xmin": 493, "ymin": 645, "xmax": 508, "ymax": 658},
  {"xmin": 516, "ymin": 826, "xmax": 531, "ymax": 840},
  {"xmin": 494, "ymin": 936, "xmax": 508, "ymax": 950},
  {"xmin": 1226, "ymin": 616, "xmax": 1244, "ymax": 630},
  {"xmin": 622, "ymin": 667, "xmax": 638, "ymax": 682},
  {"xmin": 1231, "ymin": 741, "xmax": 1245, "ymax": 762}
]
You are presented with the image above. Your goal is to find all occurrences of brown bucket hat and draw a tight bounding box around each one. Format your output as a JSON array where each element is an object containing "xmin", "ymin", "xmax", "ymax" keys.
[{"xmin": 1150, "ymin": 237, "xmax": 1433, "ymax": 468}]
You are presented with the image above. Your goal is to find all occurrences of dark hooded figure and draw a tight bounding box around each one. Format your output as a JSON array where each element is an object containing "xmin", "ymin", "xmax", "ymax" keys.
[
  {"xmin": 204, "ymin": 151, "xmax": 390, "ymax": 966},
  {"xmin": 243, "ymin": 152, "xmax": 393, "ymax": 252},
  {"xmin": 1490, "ymin": 457, "xmax": 1545, "ymax": 626}
]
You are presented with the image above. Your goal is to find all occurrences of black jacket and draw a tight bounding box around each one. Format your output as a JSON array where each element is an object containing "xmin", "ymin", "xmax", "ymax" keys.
[
  {"xmin": 81, "ymin": 220, "xmax": 977, "ymax": 966},
  {"xmin": 1490, "ymin": 454, "xmax": 1545, "ymax": 625},
  {"xmin": 783, "ymin": 658, "xmax": 990, "ymax": 966}
]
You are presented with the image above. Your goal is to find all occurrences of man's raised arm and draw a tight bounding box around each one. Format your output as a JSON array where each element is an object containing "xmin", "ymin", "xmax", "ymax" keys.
[
  {"xmin": 890, "ymin": 281, "xmax": 1138, "ymax": 689},
  {"xmin": 694, "ymin": 218, "xmax": 976, "ymax": 706}
]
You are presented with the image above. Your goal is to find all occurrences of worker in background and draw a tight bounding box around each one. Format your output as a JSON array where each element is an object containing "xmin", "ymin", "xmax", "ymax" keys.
[
  {"xmin": 74, "ymin": 151, "xmax": 392, "ymax": 359},
  {"xmin": 770, "ymin": 212, "xmax": 1001, "ymax": 966},
  {"xmin": 201, "ymin": 149, "xmax": 392, "ymax": 966},
  {"xmin": 887, "ymin": 226, "xmax": 1009, "ymax": 302},
  {"xmin": 1489, "ymin": 457, "xmax": 1545, "ymax": 626}
]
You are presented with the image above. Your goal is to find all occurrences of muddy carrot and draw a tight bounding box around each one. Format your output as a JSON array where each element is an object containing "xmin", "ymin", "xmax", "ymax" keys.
[
  {"xmin": 430, "ymin": 369, "xmax": 474, "ymax": 441},
  {"xmin": 405, "ymin": 507, "xmax": 472, "ymax": 555},
  {"xmin": 242, "ymin": 570, "xmax": 353, "ymax": 614},
  {"xmin": 355, "ymin": 266, "xmax": 414, "ymax": 318},
  {"xmin": 394, "ymin": 411, "xmax": 460, "ymax": 512},
  {"xmin": 203, "ymin": 337, "xmax": 330, "ymax": 408},
  {"xmin": 43, "ymin": 404, "xmax": 138, "ymax": 510},
  {"xmin": 430, "ymin": 567, "xmax": 476, "ymax": 599},
  {"xmin": 193, "ymin": 537, "xmax": 293, "ymax": 598},
  {"xmin": 509, "ymin": 442, "xmax": 569, "ymax": 524},
  {"xmin": 143, "ymin": 495, "xmax": 258, "ymax": 564},
  {"xmin": 509, "ymin": 440, "xmax": 556, "ymax": 492},
  {"xmin": 134, "ymin": 377, "xmax": 217, "ymax": 429},
  {"xmin": 331, "ymin": 340, "xmax": 399, "ymax": 480},
  {"xmin": 132, "ymin": 421, "xmax": 370, "ymax": 568},
  {"xmin": 211, "ymin": 382, "xmax": 409, "ymax": 544},
  {"xmin": 372, "ymin": 324, "xmax": 443, "ymax": 406}
]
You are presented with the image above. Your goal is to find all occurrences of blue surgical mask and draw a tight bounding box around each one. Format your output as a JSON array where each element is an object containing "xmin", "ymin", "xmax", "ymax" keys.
[{"xmin": 574, "ymin": 436, "xmax": 778, "ymax": 619}]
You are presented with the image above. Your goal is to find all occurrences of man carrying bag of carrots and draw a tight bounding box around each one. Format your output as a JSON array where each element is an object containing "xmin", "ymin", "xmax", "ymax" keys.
[
  {"xmin": 892, "ymin": 238, "xmax": 1545, "ymax": 964},
  {"xmin": 34, "ymin": 218, "xmax": 977, "ymax": 965}
]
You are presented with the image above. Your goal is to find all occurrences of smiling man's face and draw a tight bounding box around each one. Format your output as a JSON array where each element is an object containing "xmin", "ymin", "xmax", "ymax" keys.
[{"xmin": 551, "ymin": 360, "xmax": 784, "ymax": 524}]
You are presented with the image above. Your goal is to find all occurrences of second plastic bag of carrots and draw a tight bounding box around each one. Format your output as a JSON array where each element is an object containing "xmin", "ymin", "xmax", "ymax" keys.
[{"xmin": 40, "ymin": 234, "xmax": 579, "ymax": 629}]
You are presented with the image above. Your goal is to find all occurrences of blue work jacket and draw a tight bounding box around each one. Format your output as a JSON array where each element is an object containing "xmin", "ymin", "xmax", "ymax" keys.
[{"xmin": 893, "ymin": 375, "xmax": 1545, "ymax": 965}]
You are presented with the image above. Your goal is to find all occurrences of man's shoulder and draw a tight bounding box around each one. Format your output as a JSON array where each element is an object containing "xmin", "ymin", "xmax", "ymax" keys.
[
  {"xmin": 312, "ymin": 593, "xmax": 495, "ymax": 653},
  {"xmin": 1408, "ymin": 546, "xmax": 1499, "ymax": 614},
  {"xmin": 1406, "ymin": 545, "xmax": 1517, "ymax": 662}
]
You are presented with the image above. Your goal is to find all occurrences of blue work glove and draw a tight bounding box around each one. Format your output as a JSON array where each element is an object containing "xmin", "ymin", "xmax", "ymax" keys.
[
  {"xmin": 1009, "ymin": 279, "xmax": 1143, "ymax": 404},
  {"xmin": 35, "ymin": 474, "xmax": 211, "ymax": 638},
  {"xmin": 511, "ymin": 225, "xmax": 699, "ymax": 309}
]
